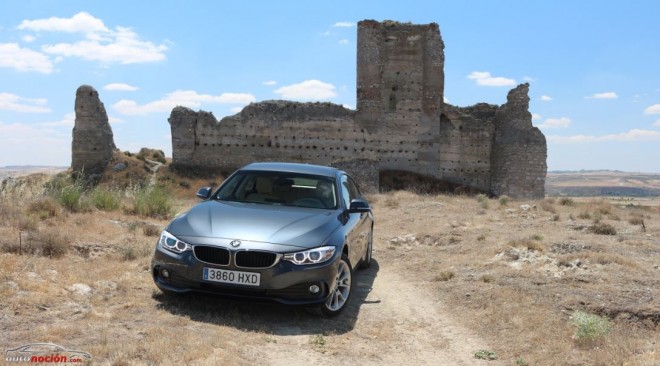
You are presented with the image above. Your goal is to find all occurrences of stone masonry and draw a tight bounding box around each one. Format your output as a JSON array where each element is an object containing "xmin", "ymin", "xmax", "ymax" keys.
[
  {"xmin": 168, "ymin": 20, "xmax": 547, "ymax": 198},
  {"xmin": 72, "ymin": 85, "xmax": 116, "ymax": 175}
]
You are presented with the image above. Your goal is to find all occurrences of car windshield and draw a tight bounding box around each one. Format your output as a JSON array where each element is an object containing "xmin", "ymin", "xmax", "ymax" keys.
[{"xmin": 214, "ymin": 170, "xmax": 338, "ymax": 209}]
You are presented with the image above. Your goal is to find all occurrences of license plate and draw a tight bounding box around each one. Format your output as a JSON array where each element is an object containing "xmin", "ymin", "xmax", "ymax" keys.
[{"xmin": 203, "ymin": 268, "xmax": 260, "ymax": 286}]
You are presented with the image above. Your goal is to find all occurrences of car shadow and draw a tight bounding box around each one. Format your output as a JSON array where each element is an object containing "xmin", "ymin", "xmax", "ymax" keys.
[{"xmin": 153, "ymin": 259, "xmax": 380, "ymax": 336}]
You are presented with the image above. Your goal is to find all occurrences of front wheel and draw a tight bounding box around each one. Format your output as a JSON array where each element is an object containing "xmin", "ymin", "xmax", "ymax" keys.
[{"xmin": 320, "ymin": 254, "xmax": 353, "ymax": 316}]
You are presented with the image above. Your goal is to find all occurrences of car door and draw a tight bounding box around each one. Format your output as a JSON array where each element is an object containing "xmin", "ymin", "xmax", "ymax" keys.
[{"xmin": 340, "ymin": 174, "xmax": 370, "ymax": 266}]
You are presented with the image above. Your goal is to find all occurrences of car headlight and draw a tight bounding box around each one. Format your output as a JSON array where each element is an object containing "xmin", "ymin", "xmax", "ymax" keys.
[
  {"xmin": 283, "ymin": 246, "xmax": 336, "ymax": 265},
  {"xmin": 159, "ymin": 231, "xmax": 192, "ymax": 254}
]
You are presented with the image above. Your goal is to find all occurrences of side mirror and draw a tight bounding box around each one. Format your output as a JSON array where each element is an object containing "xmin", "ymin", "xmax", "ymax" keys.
[
  {"xmin": 347, "ymin": 199, "xmax": 371, "ymax": 213},
  {"xmin": 196, "ymin": 187, "xmax": 212, "ymax": 200}
]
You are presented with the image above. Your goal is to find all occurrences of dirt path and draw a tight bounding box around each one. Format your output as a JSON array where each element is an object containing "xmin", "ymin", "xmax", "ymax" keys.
[{"xmin": 256, "ymin": 263, "xmax": 498, "ymax": 366}]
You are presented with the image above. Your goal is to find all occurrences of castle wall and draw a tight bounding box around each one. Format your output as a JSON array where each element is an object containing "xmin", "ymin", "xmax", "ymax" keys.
[{"xmin": 167, "ymin": 20, "xmax": 547, "ymax": 198}]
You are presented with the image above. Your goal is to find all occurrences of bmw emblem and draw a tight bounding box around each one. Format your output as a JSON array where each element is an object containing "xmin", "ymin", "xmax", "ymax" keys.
[{"xmin": 230, "ymin": 240, "xmax": 241, "ymax": 248}]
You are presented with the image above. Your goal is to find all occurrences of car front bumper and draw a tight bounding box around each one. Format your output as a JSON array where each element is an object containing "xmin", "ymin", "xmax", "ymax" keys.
[{"xmin": 151, "ymin": 245, "xmax": 340, "ymax": 305}]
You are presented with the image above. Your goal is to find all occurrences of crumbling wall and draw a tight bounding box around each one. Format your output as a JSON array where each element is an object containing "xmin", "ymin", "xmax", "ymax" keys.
[
  {"xmin": 168, "ymin": 20, "xmax": 547, "ymax": 198},
  {"xmin": 71, "ymin": 85, "xmax": 115, "ymax": 175},
  {"xmin": 490, "ymin": 83, "xmax": 547, "ymax": 198}
]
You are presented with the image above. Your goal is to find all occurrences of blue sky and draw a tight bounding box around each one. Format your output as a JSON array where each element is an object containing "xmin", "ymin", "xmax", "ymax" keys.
[{"xmin": 1, "ymin": 1, "xmax": 659, "ymax": 172}]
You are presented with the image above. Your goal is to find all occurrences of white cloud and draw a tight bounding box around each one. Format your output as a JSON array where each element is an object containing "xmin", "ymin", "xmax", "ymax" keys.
[
  {"xmin": 37, "ymin": 112, "xmax": 75, "ymax": 127},
  {"xmin": 644, "ymin": 104, "xmax": 660, "ymax": 115},
  {"xmin": 321, "ymin": 30, "xmax": 331, "ymax": 36},
  {"xmin": 273, "ymin": 80, "xmax": 337, "ymax": 101},
  {"xmin": 342, "ymin": 104, "xmax": 355, "ymax": 110},
  {"xmin": 540, "ymin": 95, "xmax": 553, "ymax": 101},
  {"xmin": 0, "ymin": 43, "xmax": 53, "ymax": 73},
  {"xmin": 17, "ymin": 12, "xmax": 167, "ymax": 65},
  {"xmin": 42, "ymin": 26, "xmax": 168, "ymax": 64},
  {"xmin": 22, "ymin": 35, "xmax": 36, "ymax": 43},
  {"xmin": 262, "ymin": 80, "xmax": 277, "ymax": 86},
  {"xmin": 230, "ymin": 106, "xmax": 244, "ymax": 114},
  {"xmin": 338, "ymin": 39, "xmax": 349, "ymax": 45},
  {"xmin": 467, "ymin": 71, "xmax": 516, "ymax": 87},
  {"xmin": 333, "ymin": 22, "xmax": 355, "ymax": 27},
  {"xmin": 443, "ymin": 96, "xmax": 450, "ymax": 104},
  {"xmin": 548, "ymin": 129, "xmax": 660, "ymax": 143},
  {"xmin": 586, "ymin": 92, "xmax": 618, "ymax": 99},
  {"xmin": 113, "ymin": 90, "xmax": 256, "ymax": 115},
  {"xmin": 103, "ymin": 83, "xmax": 139, "ymax": 91},
  {"xmin": 532, "ymin": 113, "xmax": 542, "ymax": 120},
  {"xmin": 536, "ymin": 117, "xmax": 571, "ymax": 129},
  {"xmin": 523, "ymin": 76, "xmax": 535, "ymax": 82},
  {"xmin": 0, "ymin": 92, "xmax": 51, "ymax": 113},
  {"xmin": 652, "ymin": 119, "xmax": 660, "ymax": 127},
  {"xmin": 17, "ymin": 12, "xmax": 109, "ymax": 33},
  {"xmin": 0, "ymin": 122, "xmax": 70, "ymax": 166}
]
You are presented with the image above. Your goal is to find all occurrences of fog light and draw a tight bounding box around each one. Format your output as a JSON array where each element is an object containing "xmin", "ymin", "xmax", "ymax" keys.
[
  {"xmin": 309, "ymin": 285, "xmax": 320, "ymax": 293},
  {"xmin": 161, "ymin": 268, "xmax": 170, "ymax": 278}
]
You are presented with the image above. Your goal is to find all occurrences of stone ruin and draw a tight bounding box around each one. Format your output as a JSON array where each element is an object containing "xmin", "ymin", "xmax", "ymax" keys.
[
  {"xmin": 167, "ymin": 20, "xmax": 547, "ymax": 198},
  {"xmin": 69, "ymin": 20, "xmax": 546, "ymax": 198},
  {"xmin": 71, "ymin": 85, "xmax": 115, "ymax": 175}
]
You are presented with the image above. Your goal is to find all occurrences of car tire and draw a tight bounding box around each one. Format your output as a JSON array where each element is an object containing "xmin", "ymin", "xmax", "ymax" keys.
[
  {"xmin": 359, "ymin": 229, "xmax": 373, "ymax": 269},
  {"xmin": 320, "ymin": 254, "xmax": 353, "ymax": 317}
]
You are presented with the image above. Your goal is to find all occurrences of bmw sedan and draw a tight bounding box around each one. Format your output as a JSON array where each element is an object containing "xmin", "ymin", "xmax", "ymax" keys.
[{"xmin": 151, "ymin": 162, "xmax": 374, "ymax": 316}]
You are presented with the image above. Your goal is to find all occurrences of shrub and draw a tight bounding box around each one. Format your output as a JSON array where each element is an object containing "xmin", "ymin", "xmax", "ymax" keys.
[
  {"xmin": 510, "ymin": 238, "xmax": 545, "ymax": 252},
  {"xmin": 91, "ymin": 187, "xmax": 121, "ymax": 211},
  {"xmin": 577, "ymin": 211, "xmax": 591, "ymax": 219},
  {"xmin": 572, "ymin": 311, "xmax": 611, "ymax": 340},
  {"xmin": 433, "ymin": 271, "xmax": 455, "ymax": 282},
  {"xmin": 131, "ymin": 186, "xmax": 174, "ymax": 218},
  {"xmin": 628, "ymin": 217, "xmax": 644, "ymax": 226},
  {"xmin": 28, "ymin": 197, "xmax": 59, "ymax": 219},
  {"xmin": 33, "ymin": 229, "xmax": 68, "ymax": 258},
  {"xmin": 498, "ymin": 195, "xmax": 509, "ymax": 206},
  {"xmin": 559, "ymin": 197, "xmax": 575, "ymax": 206},
  {"xmin": 474, "ymin": 350, "xmax": 498, "ymax": 360},
  {"xmin": 589, "ymin": 223, "xmax": 617, "ymax": 235},
  {"xmin": 54, "ymin": 181, "xmax": 90, "ymax": 213},
  {"xmin": 476, "ymin": 194, "xmax": 489, "ymax": 209},
  {"xmin": 143, "ymin": 225, "xmax": 161, "ymax": 237}
]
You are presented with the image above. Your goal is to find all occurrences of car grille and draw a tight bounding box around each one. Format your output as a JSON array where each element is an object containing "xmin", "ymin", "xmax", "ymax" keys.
[
  {"xmin": 235, "ymin": 251, "xmax": 278, "ymax": 268},
  {"xmin": 194, "ymin": 246, "xmax": 230, "ymax": 265}
]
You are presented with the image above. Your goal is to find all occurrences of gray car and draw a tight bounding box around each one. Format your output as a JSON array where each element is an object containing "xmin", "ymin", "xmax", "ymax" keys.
[{"xmin": 151, "ymin": 162, "xmax": 374, "ymax": 316}]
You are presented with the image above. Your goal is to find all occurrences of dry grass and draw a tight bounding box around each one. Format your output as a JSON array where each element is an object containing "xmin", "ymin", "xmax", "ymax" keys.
[{"xmin": 1, "ymin": 174, "xmax": 658, "ymax": 365}]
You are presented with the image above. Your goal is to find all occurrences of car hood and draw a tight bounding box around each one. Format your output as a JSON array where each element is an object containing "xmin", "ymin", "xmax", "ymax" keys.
[{"xmin": 167, "ymin": 200, "xmax": 341, "ymax": 249}]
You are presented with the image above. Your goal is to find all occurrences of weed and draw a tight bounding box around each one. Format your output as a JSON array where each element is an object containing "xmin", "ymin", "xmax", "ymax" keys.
[
  {"xmin": 121, "ymin": 244, "xmax": 151, "ymax": 261},
  {"xmin": 578, "ymin": 211, "xmax": 591, "ymax": 220},
  {"xmin": 91, "ymin": 188, "xmax": 121, "ymax": 211},
  {"xmin": 530, "ymin": 234, "xmax": 543, "ymax": 241},
  {"xmin": 143, "ymin": 225, "xmax": 161, "ymax": 237},
  {"xmin": 131, "ymin": 186, "xmax": 174, "ymax": 218},
  {"xmin": 515, "ymin": 357, "xmax": 528, "ymax": 366},
  {"xmin": 311, "ymin": 334, "xmax": 326, "ymax": 347},
  {"xmin": 540, "ymin": 200, "xmax": 557, "ymax": 213},
  {"xmin": 433, "ymin": 271, "xmax": 455, "ymax": 282},
  {"xmin": 628, "ymin": 217, "xmax": 644, "ymax": 226},
  {"xmin": 474, "ymin": 349, "xmax": 497, "ymax": 360},
  {"xmin": 589, "ymin": 223, "xmax": 617, "ymax": 235},
  {"xmin": 476, "ymin": 194, "xmax": 489, "ymax": 209},
  {"xmin": 28, "ymin": 197, "xmax": 59, "ymax": 219},
  {"xmin": 481, "ymin": 274, "xmax": 494, "ymax": 283},
  {"xmin": 498, "ymin": 195, "xmax": 509, "ymax": 206},
  {"xmin": 559, "ymin": 197, "xmax": 574, "ymax": 206},
  {"xmin": 510, "ymin": 239, "xmax": 545, "ymax": 252},
  {"xmin": 32, "ymin": 229, "xmax": 68, "ymax": 258},
  {"xmin": 572, "ymin": 311, "xmax": 611, "ymax": 340}
]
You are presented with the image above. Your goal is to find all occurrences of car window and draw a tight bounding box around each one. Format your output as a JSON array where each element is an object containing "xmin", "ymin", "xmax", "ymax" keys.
[
  {"xmin": 347, "ymin": 176, "xmax": 361, "ymax": 200},
  {"xmin": 340, "ymin": 175, "xmax": 352, "ymax": 208},
  {"xmin": 215, "ymin": 170, "xmax": 337, "ymax": 209}
]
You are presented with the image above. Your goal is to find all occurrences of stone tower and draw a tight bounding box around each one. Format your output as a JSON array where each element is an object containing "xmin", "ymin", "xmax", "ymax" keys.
[{"xmin": 71, "ymin": 85, "xmax": 115, "ymax": 175}]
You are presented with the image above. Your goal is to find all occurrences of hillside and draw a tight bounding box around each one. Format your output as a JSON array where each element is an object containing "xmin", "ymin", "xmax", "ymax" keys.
[
  {"xmin": 546, "ymin": 171, "xmax": 660, "ymax": 197},
  {"xmin": 0, "ymin": 172, "xmax": 658, "ymax": 365}
]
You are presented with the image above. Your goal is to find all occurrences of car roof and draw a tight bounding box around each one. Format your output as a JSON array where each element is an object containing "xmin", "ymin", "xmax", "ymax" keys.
[{"xmin": 240, "ymin": 162, "xmax": 340, "ymax": 177}]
